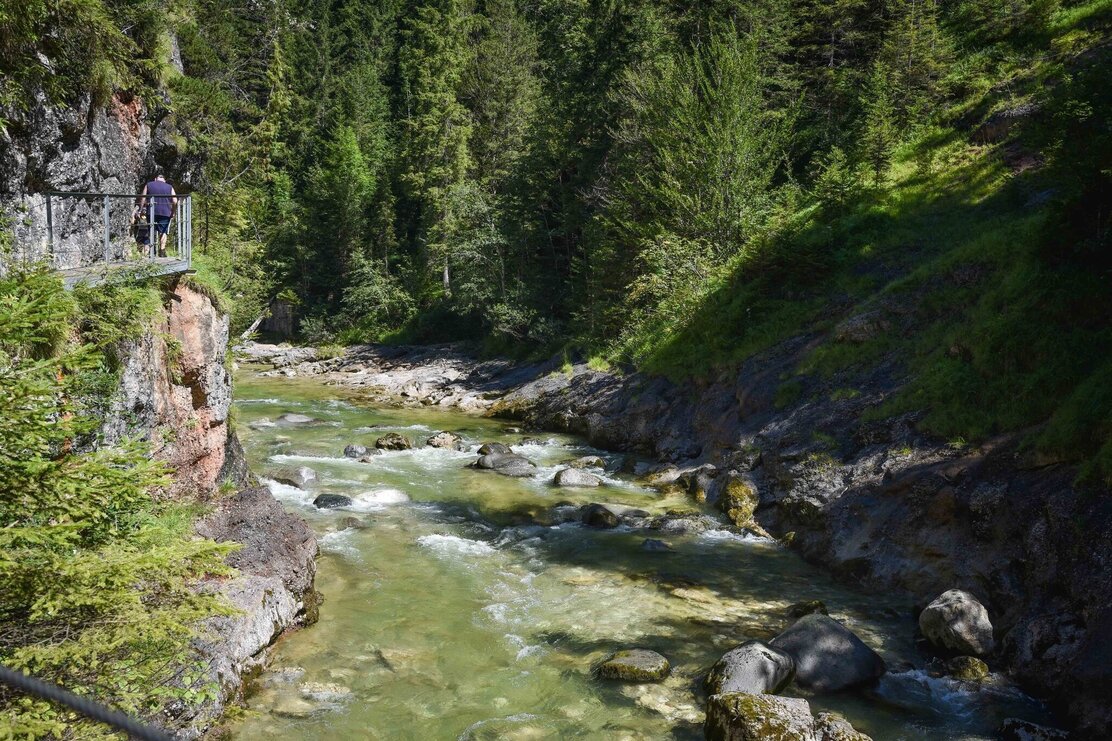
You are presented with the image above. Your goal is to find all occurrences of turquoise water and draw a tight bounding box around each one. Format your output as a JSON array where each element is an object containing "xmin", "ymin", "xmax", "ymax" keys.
[{"xmin": 227, "ymin": 371, "xmax": 1051, "ymax": 740}]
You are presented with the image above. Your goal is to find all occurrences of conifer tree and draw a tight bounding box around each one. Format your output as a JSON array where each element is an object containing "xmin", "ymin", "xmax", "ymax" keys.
[{"xmin": 860, "ymin": 60, "xmax": 897, "ymax": 184}]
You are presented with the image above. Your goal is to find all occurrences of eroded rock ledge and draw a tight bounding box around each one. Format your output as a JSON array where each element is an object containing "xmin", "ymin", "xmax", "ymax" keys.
[{"xmin": 243, "ymin": 340, "xmax": 1111, "ymax": 737}]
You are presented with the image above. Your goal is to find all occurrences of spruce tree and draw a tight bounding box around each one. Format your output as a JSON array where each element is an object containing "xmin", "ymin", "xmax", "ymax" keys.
[{"xmin": 860, "ymin": 60, "xmax": 897, "ymax": 185}]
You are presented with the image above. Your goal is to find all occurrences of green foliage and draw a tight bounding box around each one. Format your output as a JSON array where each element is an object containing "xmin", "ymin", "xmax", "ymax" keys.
[{"xmin": 0, "ymin": 268, "xmax": 236, "ymax": 737}]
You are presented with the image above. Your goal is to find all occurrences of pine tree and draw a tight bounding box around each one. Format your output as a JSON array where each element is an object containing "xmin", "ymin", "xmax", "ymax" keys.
[{"xmin": 860, "ymin": 60, "xmax": 896, "ymax": 184}]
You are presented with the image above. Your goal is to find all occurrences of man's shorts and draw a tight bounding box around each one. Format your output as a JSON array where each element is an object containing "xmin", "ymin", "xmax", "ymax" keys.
[{"xmin": 154, "ymin": 214, "xmax": 172, "ymax": 235}]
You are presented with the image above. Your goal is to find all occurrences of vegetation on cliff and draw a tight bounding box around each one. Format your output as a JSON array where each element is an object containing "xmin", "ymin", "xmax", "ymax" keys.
[{"xmin": 0, "ymin": 268, "xmax": 234, "ymax": 737}]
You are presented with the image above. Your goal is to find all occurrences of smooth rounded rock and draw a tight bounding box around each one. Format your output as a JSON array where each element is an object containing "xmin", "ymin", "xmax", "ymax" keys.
[
  {"xmin": 473, "ymin": 452, "xmax": 537, "ymax": 477},
  {"xmin": 705, "ymin": 640, "xmax": 796, "ymax": 695},
  {"xmin": 553, "ymin": 467, "xmax": 602, "ymax": 487},
  {"xmin": 641, "ymin": 538, "xmax": 674, "ymax": 553},
  {"xmin": 478, "ymin": 442, "xmax": 512, "ymax": 456},
  {"xmin": 582, "ymin": 503, "xmax": 621, "ymax": 528},
  {"xmin": 313, "ymin": 494, "xmax": 353, "ymax": 509},
  {"xmin": 270, "ymin": 465, "xmax": 317, "ymax": 489},
  {"xmin": 919, "ymin": 589, "xmax": 995, "ymax": 656},
  {"xmin": 375, "ymin": 432, "xmax": 412, "ymax": 450},
  {"xmin": 770, "ymin": 614, "xmax": 886, "ymax": 693},
  {"xmin": 596, "ymin": 649, "xmax": 670, "ymax": 682},
  {"xmin": 343, "ymin": 444, "xmax": 368, "ymax": 458},
  {"xmin": 277, "ymin": 413, "xmax": 316, "ymax": 425}
]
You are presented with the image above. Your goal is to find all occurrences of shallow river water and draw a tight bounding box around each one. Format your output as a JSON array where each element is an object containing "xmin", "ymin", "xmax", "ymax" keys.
[{"xmin": 229, "ymin": 371, "xmax": 1050, "ymax": 740}]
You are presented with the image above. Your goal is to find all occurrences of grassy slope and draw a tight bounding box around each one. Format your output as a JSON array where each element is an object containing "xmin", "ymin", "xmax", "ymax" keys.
[{"xmin": 631, "ymin": 0, "xmax": 1112, "ymax": 483}]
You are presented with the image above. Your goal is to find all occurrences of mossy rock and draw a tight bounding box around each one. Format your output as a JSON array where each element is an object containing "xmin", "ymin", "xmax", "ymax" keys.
[
  {"xmin": 718, "ymin": 474, "xmax": 769, "ymax": 536},
  {"xmin": 705, "ymin": 693, "xmax": 815, "ymax": 741},
  {"xmin": 946, "ymin": 655, "xmax": 989, "ymax": 681},
  {"xmin": 786, "ymin": 599, "xmax": 828, "ymax": 619},
  {"xmin": 596, "ymin": 649, "xmax": 670, "ymax": 682}
]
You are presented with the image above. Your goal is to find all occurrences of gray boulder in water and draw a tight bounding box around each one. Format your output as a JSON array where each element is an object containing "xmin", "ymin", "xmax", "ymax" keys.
[
  {"xmin": 553, "ymin": 467, "xmax": 602, "ymax": 487},
  {"xmin": 313, "ymin": 494, "xmax": 353, "ymax": 509},
  {"xmin": 705, "ymin": 640, "xmax": 795, "ymax": 695},
  {"xmin": 343, "ymin": 444, "xmax": 368, "ymax": 458},
  {"xmin": 277, "ymin": 412, "xmax": 316, "ymax": 425},
  {"xmin": 478, "ymin": 442, "xmax": 513, "ymax": 456},
  {"xmin": 270, "ymin": 466, "xmax": 317, "ymax": 489},
  {"xmin": 596, "ymin": 649, "xmax": 670, "ymax": 681},
  {"xmin": 473, "ymin": 452, "xmax": 537, "ymax": 478},
  {"xmin": 426, "ymin": 431, "xmax": 464, "ymax": 450},
  {"xmin": 581, "ymin": 503, "xmax": 621, "ymax": 528},
  {"xmin": 919, "ymin": 589, "xmax": 995, "ymax": 656},
  {"xmin": 375, "ymin": 432, "xmax": 412, "ymax": 450},
  {"xmin": 568, "ymin": 455, "xmax": 605, "ymax": 469},
  {"xmin": 770, "ymin": 614, "xmax": 886, "ymax": 693}
]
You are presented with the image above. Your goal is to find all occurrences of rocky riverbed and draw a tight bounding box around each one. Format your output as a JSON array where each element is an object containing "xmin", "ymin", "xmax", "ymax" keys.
[{"xmin": 237, "ymin": 340, "xmax": 1109, "ymax": 737}]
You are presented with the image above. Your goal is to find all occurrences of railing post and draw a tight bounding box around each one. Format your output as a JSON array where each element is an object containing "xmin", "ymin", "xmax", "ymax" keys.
[
  {"xmin": 149, "ymin": 199, "xmax": 155, "ymax": 259},
  {"xmin": 176, "ymin": 197, "xmax": 182, "ymax": 258},
  {"xmin": 45, "ymin": 194, "xmax": 54, "ymax": 264},
  {"xmin": 102, "ymin": 194, "xmax": 110, "ymax": 263}
]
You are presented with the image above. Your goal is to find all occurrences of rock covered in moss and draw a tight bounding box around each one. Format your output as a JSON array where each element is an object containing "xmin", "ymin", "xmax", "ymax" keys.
[
  {"xmin": 717, "ymin": 473, "xmax": 768, "ymax": 536},
  {"xmin": 554, "ymin": 467, "xmax": 602, "ymax": 487},
  {"xmin": 596, "ymin": 649, "xmax": 670, "ymax": 682},
  {"xmin": 705, "ymin": 693, "xmax": 816, "ymax": 740},
  {"xmin": 770, "ymin": 614, "xmax": 886, "ymax": 693},
  {"xmin": 946, "ymin": 655, "xmax": 989, "ymax": 681},
  {"xmin": 375, "ymin": 432, "xmax": 412, "ymax": 450},
  {"xmin": 919, "ymin": 589, "xmax": 995, "ymax": 656},
  {"xmin": 568, "ymin": 455, "xmax": 605, "ymax": 469},
  {"xmin": 705, "ymin": 640, "xmax": 795, "ymax": 695}
]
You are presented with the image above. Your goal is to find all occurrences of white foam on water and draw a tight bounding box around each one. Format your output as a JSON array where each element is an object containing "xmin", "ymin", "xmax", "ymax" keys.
[
  {"xmin": 699, "ymin": 529, "xmax": 778, "ymax": 545},
  {"xmin": 237, "ymin": 397, "xmax": 282, "ymax": 404},
  {"xmin": 349, "ymin": 488, "xmax": 410, "ymax": 511},
  {"xmin": 319, "ymin": 530, "xmax": 361, "ymax": 558},
  {"xmin": 271, "ymin": 453, "xmax": 369, "ymax": 467},
  {"xmin": 261, "ymin": 477, "xmax": 313, "ymax": 506},
  {"xmin": 878, "ymin": 670, "xmax": 1026, "ymax": 720},
  {"xmin": 355, "ymin": 423, "xmax": 437, "ymax": 433},
  {"xmin": 417, "ymin": 533, "xmax": 496, "ymax": 557}
]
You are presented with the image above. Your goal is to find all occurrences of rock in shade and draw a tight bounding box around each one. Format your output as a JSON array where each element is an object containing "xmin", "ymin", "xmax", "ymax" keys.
[
  {"xmin": 553, "ymin": 467, "xmax": 602, "ymax": 487},
  {"xmin": 426, "ymin": 431, "xmax": 464, "ymax": 450},
  {"xmin": 705, "ymin": 640, "xmax": 795, "ymax": 696},
  {"xmin": 313, "ymin": 494, "xmax": 353, "ymax": 509},
  {"xmin": 998, "ymin": 718, "xmax": 1070, "ymax": 740},
  {"xmin": 270, "ymin": 466, "xmax": 317, "ymax": 489},
  {"xmin": 918, "ymin": 589, "xmax": 996, "ymax": 656},
  {"xmin": 705, "ymin": 693, "xmax": 816, "ymax": 741},
  {"xmin": 641, "ymin": 538, "xmax": 675, "ymax": 553},
  {"xmin": 596, "ymin": 649, "xmax": 670, "ymax": 682},
  {"xmin": 343, "ymin": 444, "xmax": 368, "ymax": 458},
  {"xmin": 581, "ymin": 503, "xmax": 621, "ymax": 528},
  {"xmin": 478, "ymin": 442, "xmax": 512, "ymax": 456},
  {"xmin": 786, "ymin": 600, "xmax": 828, "ymax": 619},
  {"xmin": 770, "ymin": 614, "xmax": 886, "ymax": 693},
  {"xmin": 814, "ymin": 711, "xmax": 873, "ymax": 740},
  {"xmin": 375, "ymin": 432, "xmax": 412, "ymax": 450},
  {"xmin": 946, "ymin": 655, "xmax": 989, "ymax": 681},
  {"xmin": 568, "ymin": 455, "xmax": 605, "ymax": 469}
]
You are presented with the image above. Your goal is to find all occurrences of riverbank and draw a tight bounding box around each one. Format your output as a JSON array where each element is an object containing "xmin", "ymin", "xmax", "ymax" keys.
[{"xmin": 241, "ymin": 339, "xmax": 1110, "ymax": 738}]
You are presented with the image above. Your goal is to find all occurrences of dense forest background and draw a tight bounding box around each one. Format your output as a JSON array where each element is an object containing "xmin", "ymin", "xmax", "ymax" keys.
[{"xmin": 1, "ymin": 0, "xmax": 1110, "ymax": 481}]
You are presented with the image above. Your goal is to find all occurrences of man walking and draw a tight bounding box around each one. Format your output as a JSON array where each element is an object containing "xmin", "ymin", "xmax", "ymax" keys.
[{"xmin": 136, "ymin": 171, "xmax": 177, "ymax": 257}]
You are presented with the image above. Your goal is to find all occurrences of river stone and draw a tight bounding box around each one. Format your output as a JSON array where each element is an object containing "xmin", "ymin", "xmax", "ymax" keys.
[
  {"xmin": 652, "ymin": 513, "xmax": 720, "ymax": 535},
  {"xmin": 554, "ymin": 467, "xmax": 602, "ymax": 487},
  {"xmin": 919, "ymin": 589, "xmax": 996, "ymax": 656},
  {"xmin": 641, "ymin": 538, "xmax": 675, "ymax": 553},
  {"xmin": 375, "ymin": 432, "xmax": 412, "ymax": 450},
  {"xmin": 478, "ymin": 442, "xmax": 512, "ymax": 455},
  {"xmin": 815, "ymin": 711, "xmax": 873, "ymax": 740},
  {"xmin": 770, "ymin": 614, "xmax": 886, "ymax": 693},
  {"xmin": 277, "ymin": 413, "xmax": 316, "ymax": 425},
  {"xmin": 357, "ymin": 453, "xmax": 380, "ymax": 463},
  {"xmin": 946, "ymin": 655, "xmax": 989, "ymax": 681},
  {"xmin": 426, "ymin": 431, "xmax": 464, "ymax": 450},
  {"xmin": 706, "ymin": 640, "xmax": 796, "ymax": 695},
  {"xmin": 343, "ymin": 444, "xmax": 368, "ymax": 458},
  {"xmin": 270, "ymin": 466, "xmax": 317, "ymax": 489},
  {"xmin": 705, "ymin": 693, "xmax": 816, "ymax": 741},
  {"xmin": 998, "ymin": 718, "xmax": 1070, "ymax": 740},
  {"xmin": 582, "ymin": 503, "xmax": 621, "ymax": 528},
  {"xmin": 718, "ymin": 473, "xmax": 761, "ymax": 530},
  {"xmin": 474, "ymin": 452, "xmax": 537, "ymax": 477},
  {"xmin": 298, "ymin": 681, "xmax": 352, "ymax": 701},
  {"xmin": 597, "ymin": 649, "xmax": 670, "ymax": 682},
  {"xmin": 313, "ymin": 494, "xmax": 353, "ymax": 509},
  {"xmin": 568, "ymin": 455, "xmax": 605, "ymax": 469},
  {"xmin": 787, "ymin": 600, "xmax": 829, "ymax": 619},
  {"xmin": 337, "ymin": 516, "xmax": 366, "ymax": 530}
]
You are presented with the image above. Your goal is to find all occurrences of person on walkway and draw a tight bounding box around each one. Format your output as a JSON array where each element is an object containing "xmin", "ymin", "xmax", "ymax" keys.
[{"xmin": 136, "ymin": 171, "xmax": 177, "ymax": 257}]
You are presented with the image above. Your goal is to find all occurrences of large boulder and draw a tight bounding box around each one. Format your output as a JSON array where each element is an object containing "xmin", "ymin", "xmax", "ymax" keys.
[
  {"xmin": 473, "ymin": 452, "xmax": 537, "ymax": 478},
  {"xmin": 270, "ymin": 466, "xmax": 317, "ymax": 489},
  {"xmin": 426, "ymin": 431, "xmax": 464, "ymax": 450},
  {"xmin": 705, "ymin": 640, "xmax": 795, "ymax": 696},
  {"xmin": 568, "ymin": 455, "xmax": 605, "ymax": 469},
  {"xmin": 596, "ymin": 649, "xmax": 670, "ymax": 682},
  {"xmin": 553, "ymin": 467, "xmax": 602, "ymax": 488},
  {"xmin": 770, "ymin": 614, "xmax": 886, "ymax": 693},
  {"xmin": 343, "ymin": 444, "xmax": 368, "ymax": 459},
  {"xmin": 313, "ymin": 494, "xmax": 353, "ymax": 509},
  {"xmin": 705, "ymin": 694, "xmax": 816, "ymax": 741},
  {"xmin": 581, "ymin": 503, "xmax": 621, "ymax": 529},
  {"xmin": 478, "ymin": 442, "xmax": 512, "ymax": 456},
  {"xmin": 375, "ymin": 433, "xmax": 412, "ymax": 451},
  {"xmin": 918, "ymin": 589, "xmax": 995, "ymax": 656}
]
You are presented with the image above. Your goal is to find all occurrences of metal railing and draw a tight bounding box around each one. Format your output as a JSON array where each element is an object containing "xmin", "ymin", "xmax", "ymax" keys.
[{"xmin": 44, "ymin": 191, "xmax": 192, "ymax": 271}]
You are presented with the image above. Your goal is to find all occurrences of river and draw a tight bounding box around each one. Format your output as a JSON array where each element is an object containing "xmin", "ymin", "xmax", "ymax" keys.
[{"xmin": 228, "ymin": 370, "xmax": 1049, "ymax": 739}]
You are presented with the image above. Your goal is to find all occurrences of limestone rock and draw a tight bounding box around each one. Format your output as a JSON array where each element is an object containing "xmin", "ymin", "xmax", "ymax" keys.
[
  {"xmin": 270, "ymin": 466, "xmax": 317, "ymax": 489},
  {"xmin": 375, "ymin": 432, "xmax": 412, "ymax": 450},
  {"xmin": 426, "ymin": 431, "xmax": 464, "ymax": 450},
  {"xmin": 553, "ymin": 467, "xmax": 602, "ymax": 487},
  {"xmin": 596, "ymin": 649, "xmax": 670, "ymax": 682},
  {"xmin": 919, "ymin": 589, "xmax": 995, "ymax": 656},
  {"xmin": 705, "ymin": 640, "xmax": 795, "ymax": 695},
  {"xmin": 343, "ymin": 444, "xmax": 368, "ymax": 458},
  {"xmin": 478, "ymin": 442, "xmax": 512, "ymax": 456},
  {"xmin": 568, "ymin": 455, "xmax": 605, "ymax": 469},
  {"xmin": 313, "ymin": 494, "xmax": 353, "ymax": 509},
  {"xmin": 718, "ymin": 473, "xmax": 767, "ymax": 536},
  {"xmin": 277, "ymin": 413, "xmax": 316, "ymax": 425},
  {"xmin": 472, "ymin": 452, "xmax": 537, "ymax": 478},
  {"xmin": 582, "ymin": 503, "xmax": 621, "ymax": 529},
  {"xmin": 705, "ymin": 693, "xmax": 816, "ymax": 741},
  {"xmin": 814, "ymin": 712, "xmax": 873, "ymax": 740},
  {"xmin": 946, "ymin": 655, "xmax": 989, "ymax": 681},
  {"xmin": 770, "ymin": 614, "xmax": 886, "ymax": 693}
]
